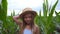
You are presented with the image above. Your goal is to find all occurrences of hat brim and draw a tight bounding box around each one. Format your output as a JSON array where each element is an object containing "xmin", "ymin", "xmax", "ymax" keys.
[{"xmin": 19, "ymin": 11, "xmax": 37, "ymax": 18}]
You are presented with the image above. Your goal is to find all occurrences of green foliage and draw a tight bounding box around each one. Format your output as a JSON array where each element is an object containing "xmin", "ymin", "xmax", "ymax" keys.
[
  {"xmin": 0, "ymin": 0, "xmax": 7, "ymax": 34},
  {"xmin": 35, "ymin": 0, "xmax": 60, "ymax": 34}
]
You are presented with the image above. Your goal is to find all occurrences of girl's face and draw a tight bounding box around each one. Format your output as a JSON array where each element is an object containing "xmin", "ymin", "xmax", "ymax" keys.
[{"xmin": 24, "ymin": 13, "xmax": 34, "ymax": 25}]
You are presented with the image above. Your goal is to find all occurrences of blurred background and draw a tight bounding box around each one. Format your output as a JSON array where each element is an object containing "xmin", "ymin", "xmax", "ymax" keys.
[{"xmin": 0, "ymin": 0, "xmax": 60, "ymax": 34}]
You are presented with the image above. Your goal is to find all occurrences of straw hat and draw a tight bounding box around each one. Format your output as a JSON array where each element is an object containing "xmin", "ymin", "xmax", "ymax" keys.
[{"xmin": 19, "ymin": 8, "xmax": 37, "ymax": 18}]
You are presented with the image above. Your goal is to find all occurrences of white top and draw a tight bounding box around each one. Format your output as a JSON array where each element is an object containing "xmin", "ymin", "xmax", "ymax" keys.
[{"xmin": 23, "ymin": 28, "xmax": 33, "ymax": 34}]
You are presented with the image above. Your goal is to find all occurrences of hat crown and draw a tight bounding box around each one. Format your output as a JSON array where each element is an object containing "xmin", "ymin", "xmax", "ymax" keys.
[{"xmin": 23, "ymin": 8, "xmax": 33, "ymax": 12}]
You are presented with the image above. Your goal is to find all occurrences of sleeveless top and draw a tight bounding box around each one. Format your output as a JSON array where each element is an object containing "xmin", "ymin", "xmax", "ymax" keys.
[{"xmin": 23, "ymin": 28, "xmax": 33, "ymax": 34}]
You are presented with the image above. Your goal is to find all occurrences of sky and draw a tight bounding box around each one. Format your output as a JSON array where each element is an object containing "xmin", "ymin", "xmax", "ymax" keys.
[{"xmin": 7, "ymin": 0, "xmax": 60, "ymax": 16}]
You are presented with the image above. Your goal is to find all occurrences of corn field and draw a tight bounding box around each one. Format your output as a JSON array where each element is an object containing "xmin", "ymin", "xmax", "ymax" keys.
[{"xmin": 0, "ymin": 0, "xmax": 60, "ymax": 34}]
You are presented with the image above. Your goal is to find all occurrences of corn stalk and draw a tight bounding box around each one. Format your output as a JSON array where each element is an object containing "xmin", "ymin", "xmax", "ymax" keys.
[{"xmin": 35, "ymin": 0, "xmax": 59, "ymax": 34}]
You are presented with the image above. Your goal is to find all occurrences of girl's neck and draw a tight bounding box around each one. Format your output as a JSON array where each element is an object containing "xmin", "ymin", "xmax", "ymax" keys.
[{"xmin": 25, "ymin": 25, "xmax": 32, "ymax": 30}]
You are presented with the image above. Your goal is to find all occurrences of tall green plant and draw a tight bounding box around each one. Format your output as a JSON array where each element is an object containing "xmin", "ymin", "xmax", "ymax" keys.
[
  {"xmin": 35, "ymin": 0, "xmax": 59, "ymax": 34},
  {"xmin": 0, "ymin": 0, "xmax": 7, "ymax": 34}
]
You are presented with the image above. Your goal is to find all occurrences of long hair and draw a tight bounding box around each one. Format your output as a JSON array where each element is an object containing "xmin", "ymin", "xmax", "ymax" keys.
[{"xmin": 19, "ymin": 13, "xmax": 35, "ymax": 34}]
